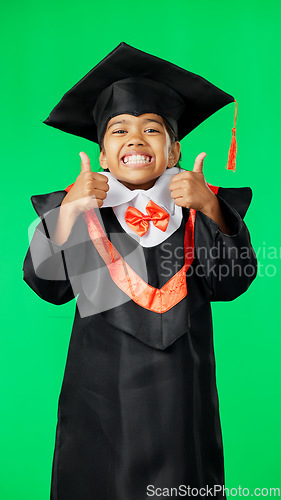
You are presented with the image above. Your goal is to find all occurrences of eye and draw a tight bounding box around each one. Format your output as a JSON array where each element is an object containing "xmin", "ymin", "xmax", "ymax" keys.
[
  {"xmin": 145, "ymin": 128, "xmax": 160, "ymax": 133},
  {"xmin": 112, "ymin": 129, "xmax": 127, "ymax": 134}
]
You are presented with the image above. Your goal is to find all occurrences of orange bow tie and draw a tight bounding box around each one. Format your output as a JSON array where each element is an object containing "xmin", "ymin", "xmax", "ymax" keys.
[{"xmin": 124, "ymin": 200, "xmax": 170, "ymax": 237}]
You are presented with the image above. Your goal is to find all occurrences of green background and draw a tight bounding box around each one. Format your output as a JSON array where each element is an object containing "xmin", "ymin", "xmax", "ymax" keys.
[{"xmin": 1, "ymin": 0, "xmax": 280, "ymax": 498}]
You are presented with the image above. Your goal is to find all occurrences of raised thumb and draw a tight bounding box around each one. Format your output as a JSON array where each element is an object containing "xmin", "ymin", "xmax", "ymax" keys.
[
  {"xmin": 79, "ymin": 151, "xmax": 91, "ymax": 173},
  {"xmin": 193, "ymin": 152, "xmax": 207, "ymax": 173}
]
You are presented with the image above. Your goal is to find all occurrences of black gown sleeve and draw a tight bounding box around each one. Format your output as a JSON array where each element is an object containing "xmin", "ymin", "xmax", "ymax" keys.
[
  {"xmin": 194, "ymin": 186, "xmax": 257, "ymax": 301},
  {"xmin": 22, "ymin": 190, "xmax": 76, "ymax": 305}
]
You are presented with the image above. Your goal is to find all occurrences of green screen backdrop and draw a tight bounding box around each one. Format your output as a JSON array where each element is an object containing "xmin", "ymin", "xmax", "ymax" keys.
[{"xmin": 1, "ymin": 0, "xmax": 280, "ymax": 498}]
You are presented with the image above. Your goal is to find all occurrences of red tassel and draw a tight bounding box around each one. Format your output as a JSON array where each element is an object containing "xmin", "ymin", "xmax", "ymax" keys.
[
  {"xmin": 226, "ymin": 99, "xmax": 237, "ymax": 172},
  {"xmin": 64, "ymin": 183, "xmax": 74, "ymax": 192}
]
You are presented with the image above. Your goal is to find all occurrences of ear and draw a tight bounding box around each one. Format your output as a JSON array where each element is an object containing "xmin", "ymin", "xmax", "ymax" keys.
[
  {"xmin": 168, "ymin": 141, "xmax": 181, "ymax": 168},
  {"xmin": 99, "ymin": 149, "xmax": 108, "ymax": 170}
]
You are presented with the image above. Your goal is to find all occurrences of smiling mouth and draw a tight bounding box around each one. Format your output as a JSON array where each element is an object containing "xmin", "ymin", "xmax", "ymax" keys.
[{"xmin": 121, "ymin": 155, "xmax": 153, "ymax": 166}]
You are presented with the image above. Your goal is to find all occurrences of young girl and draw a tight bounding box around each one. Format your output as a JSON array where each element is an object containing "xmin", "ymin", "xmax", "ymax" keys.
[{"xmin": 23, "ymin": 42, "xmax": 257, "ymax": 499}]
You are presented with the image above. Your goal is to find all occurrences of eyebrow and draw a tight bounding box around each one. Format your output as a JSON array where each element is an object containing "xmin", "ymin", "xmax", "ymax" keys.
[{"xmin": 107, "ymin": 118, "xmax": 164, "ymax": 130}]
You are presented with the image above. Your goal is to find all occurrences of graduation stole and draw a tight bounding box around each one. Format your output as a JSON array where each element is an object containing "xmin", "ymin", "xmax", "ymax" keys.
[{"xmin": 64, "ymin": 183, "xmax": 219, "ymax": 314}]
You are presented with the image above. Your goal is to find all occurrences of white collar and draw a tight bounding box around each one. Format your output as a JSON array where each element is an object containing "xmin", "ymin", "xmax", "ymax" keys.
[{"xmin": 99, "ymin": 166, "xmax": 181, "ymax": 215}]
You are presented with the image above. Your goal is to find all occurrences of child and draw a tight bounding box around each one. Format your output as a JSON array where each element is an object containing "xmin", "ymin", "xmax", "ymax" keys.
[{"xmin": 23, "ymin": 42, "xmax": 257, "ymax": 500}]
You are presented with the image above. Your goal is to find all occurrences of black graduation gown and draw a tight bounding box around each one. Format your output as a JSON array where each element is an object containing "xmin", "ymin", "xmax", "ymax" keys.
[{"xmin": 22, "ymin": 185, "xmax": 257, "ymax": 500}]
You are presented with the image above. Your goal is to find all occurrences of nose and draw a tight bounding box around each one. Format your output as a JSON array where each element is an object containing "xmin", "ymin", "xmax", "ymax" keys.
[
  {"xmin": 128, "ymin": 140, "xmax": 144, "ymax": 146},
  {"xmin": 127, "ymin": 129, "xmax": 146, "ymax": 146}
]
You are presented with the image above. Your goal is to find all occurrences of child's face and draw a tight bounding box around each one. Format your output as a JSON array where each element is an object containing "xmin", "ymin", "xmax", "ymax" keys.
[{"xmin": 99, "ymin": 113, "xmax": 180, "ymax": 190}]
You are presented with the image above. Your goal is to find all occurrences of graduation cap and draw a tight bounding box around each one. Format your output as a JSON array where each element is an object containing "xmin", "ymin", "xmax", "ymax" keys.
[{"xmin": 43, "ymin": 42, "xmax": 237, "ymax": 171}]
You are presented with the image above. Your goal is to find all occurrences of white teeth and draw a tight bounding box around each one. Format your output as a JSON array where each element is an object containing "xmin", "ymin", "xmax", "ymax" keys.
[{"xmin": 122, "ymin": 154, "xmax": 151, "ymax": 164}]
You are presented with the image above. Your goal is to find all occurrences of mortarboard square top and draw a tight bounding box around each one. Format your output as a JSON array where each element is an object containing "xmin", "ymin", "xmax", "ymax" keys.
[
  {"xmin": 43, "ymin": 42, "xmax": 237, "ymax": 171},
  {"xmin": 43, "ymin": 42, "xmax": 235, "ymax": 147}
]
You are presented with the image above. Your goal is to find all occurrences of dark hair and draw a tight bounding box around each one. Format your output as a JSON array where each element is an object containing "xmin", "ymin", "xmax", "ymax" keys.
[{"xmin": 98, "ymin": 117, "xmax": 182, "ymax": 172}]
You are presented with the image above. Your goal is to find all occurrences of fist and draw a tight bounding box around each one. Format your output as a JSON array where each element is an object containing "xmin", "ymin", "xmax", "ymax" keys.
[
  {"xmin": 61, "ymin": 151, "xmax": 109, "ymax": 216},
  {"xmin": 169, "ymin": 152, "xmax": 216, "ymax": 213}
]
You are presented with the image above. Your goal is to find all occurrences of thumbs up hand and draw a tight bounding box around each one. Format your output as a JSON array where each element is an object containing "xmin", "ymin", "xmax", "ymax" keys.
[
  {"xmin": 169, "ymin": 152, "xmax": 216, "ymax": 214},
  {"xmin": 61, "ymin": 152, "xmax": 109, "ymax": 216}
]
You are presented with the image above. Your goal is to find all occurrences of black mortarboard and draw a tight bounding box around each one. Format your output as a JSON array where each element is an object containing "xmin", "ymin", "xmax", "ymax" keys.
[{"xmin": 43, "ymin": 42, "xmax": 237, "ymax": 170}]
